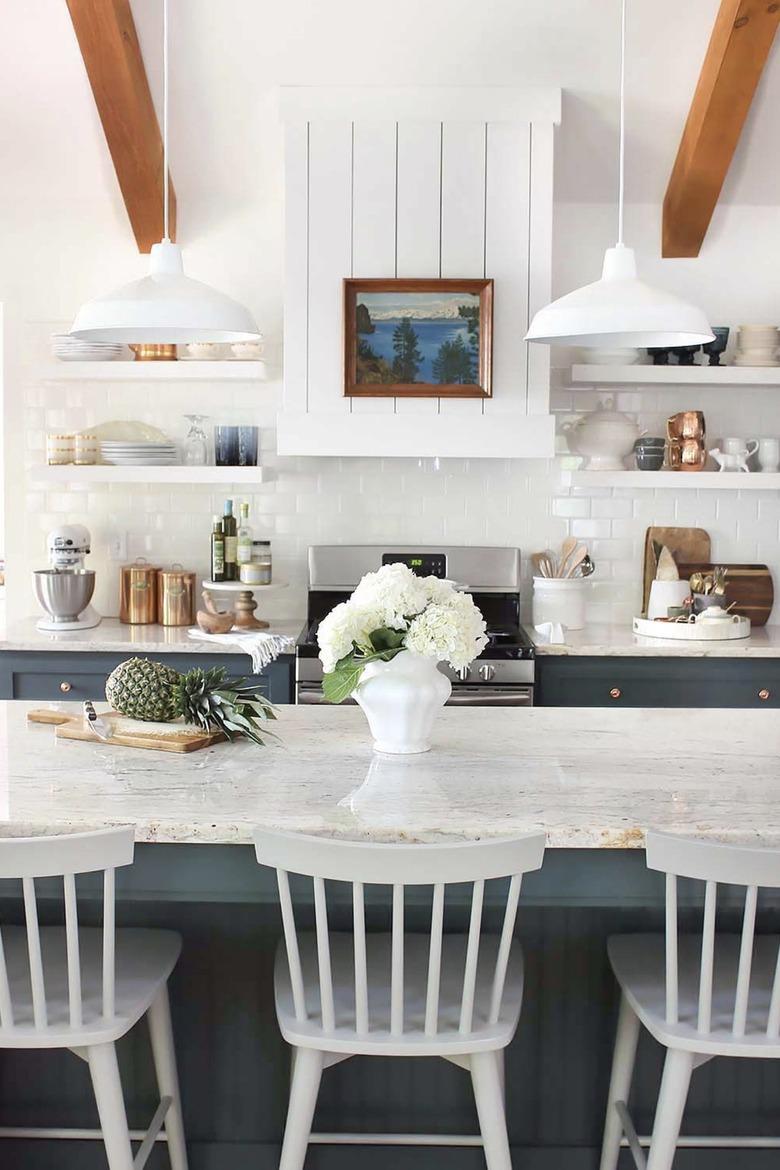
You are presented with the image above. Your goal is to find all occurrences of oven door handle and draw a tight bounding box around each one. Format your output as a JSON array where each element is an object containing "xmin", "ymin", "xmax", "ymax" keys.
[
  {"xmin": 444, "ymin": 686, "xmax": 533, "ymax": 707},
  {"xmin": 296, "ymin": 684, "xmax": 533, "ymax": 707}
]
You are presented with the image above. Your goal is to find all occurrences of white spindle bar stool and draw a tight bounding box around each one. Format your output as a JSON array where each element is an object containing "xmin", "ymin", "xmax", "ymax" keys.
[
  {"xmin": 600, "ymin": 830, "xmax": 780, "ymax": 1170},
  {"xmin": 254, "ymin": 827, "xmax": 546, "ymax": 1170},
  {"xmin": 0, "ymin": 827, "xmax": 188, "ymax": 1170}
]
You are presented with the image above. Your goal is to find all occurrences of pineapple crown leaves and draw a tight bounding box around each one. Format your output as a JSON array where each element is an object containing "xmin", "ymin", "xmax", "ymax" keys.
[{"xmin": 175, "ymin": 666, "xmax": 277, "ymax": 747}]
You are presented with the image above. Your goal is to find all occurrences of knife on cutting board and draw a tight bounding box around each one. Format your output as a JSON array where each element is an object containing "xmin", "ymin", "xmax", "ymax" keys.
[{"xmin": 83, "ymin": 701, "xmax": 113, "ymax": 741}]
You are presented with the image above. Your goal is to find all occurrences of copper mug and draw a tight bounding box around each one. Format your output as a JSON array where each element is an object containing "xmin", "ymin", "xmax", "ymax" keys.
[
  {"xmin": 667, "ymin": 411, "xmax": 705, "ymax": 441},
  {"xmin": 119, "ymin": 558, "xmax": 159, "ymax": 624},
  {"xmin": 667, "ymin": 437, "xmax": 707, "ymax": 472}
]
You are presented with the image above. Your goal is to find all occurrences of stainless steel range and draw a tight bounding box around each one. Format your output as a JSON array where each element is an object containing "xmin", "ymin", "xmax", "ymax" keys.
[{"xmin": 296, "ymin": 545, "xmax": 534, "ymax": 706}]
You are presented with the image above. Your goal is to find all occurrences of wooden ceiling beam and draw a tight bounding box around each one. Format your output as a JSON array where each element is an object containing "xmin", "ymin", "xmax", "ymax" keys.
[
  {"xmin": 66, "ymin": 0, "xmax": 176, "ymax": 252},
  {"xmin": 663, "ymin": 0, "xmax": 780, "ymax": 258}
]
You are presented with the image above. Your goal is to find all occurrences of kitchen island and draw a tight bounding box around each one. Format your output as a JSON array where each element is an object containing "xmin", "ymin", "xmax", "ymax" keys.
[{"xmin": 2, "ymin": 701, "xmax": 779, "ymax": 1170}]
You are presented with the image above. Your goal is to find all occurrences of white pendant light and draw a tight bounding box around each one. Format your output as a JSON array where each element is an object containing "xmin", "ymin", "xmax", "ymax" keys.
[
  {"xmin": 70, "ymin": 0, "xmax": 260, "ymax": 344},
  {"xmin": 525, "ymin": 0, "xmax": 713, "ymax": 349}
]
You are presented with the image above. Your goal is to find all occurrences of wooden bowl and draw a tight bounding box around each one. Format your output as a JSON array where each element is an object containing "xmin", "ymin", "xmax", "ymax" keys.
[{"xmin": 196, "ymin": 609, "xmax": 234, "ymax": 635}]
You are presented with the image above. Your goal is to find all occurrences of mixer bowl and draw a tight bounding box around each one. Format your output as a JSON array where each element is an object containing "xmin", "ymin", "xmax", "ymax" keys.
[{"xmin": 33, "ymin": 569, "xmax": 95, "ymax": 623}]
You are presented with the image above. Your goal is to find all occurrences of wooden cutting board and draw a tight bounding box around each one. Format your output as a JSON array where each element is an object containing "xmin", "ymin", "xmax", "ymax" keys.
[
  {"xmin": 642, "ymin": 527, "xmax": 711, "ymax": 612},
  {"xmin": 676, "ymin": 564, "xmax": 774, "ymax": 627},
  {"xmin": 27, "ymin": 709, "xmax": 224, "ymax": 753}
]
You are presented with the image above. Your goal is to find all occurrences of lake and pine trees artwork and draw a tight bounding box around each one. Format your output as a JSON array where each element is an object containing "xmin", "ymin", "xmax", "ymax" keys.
[{"xmin": 344, "ymin": 279, "xmax": 493, "ymax": 398}]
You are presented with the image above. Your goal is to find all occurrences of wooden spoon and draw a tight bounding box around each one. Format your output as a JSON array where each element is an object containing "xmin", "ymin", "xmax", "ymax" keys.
[
  {"xmin": 557, "ymin": 536, "xmax": 578, "ymax": 578},
  {"xmin": 565, "ymin": 546, "xmax": 589, "ymax": 578}
]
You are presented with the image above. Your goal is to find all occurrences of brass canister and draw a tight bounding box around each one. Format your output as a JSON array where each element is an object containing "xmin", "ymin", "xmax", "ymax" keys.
[
  {"xmin": 157, "ymin": 565, "xmax": 197, "ymax": 627},
  {"xmin": 119, "ymin": 559, "xmax": 159, "ymax": 624}
]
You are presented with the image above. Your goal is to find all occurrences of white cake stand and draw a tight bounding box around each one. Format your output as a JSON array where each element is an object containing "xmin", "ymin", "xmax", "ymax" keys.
[{"xmin": 202, "ymin": 580, "xmax": 288, "ymax": 630}]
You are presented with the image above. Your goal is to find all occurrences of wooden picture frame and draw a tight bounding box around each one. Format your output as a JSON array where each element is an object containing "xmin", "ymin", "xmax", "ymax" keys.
[{"xmin": 344, "ymin": 278, "xmax": 493, "ymax": 399}]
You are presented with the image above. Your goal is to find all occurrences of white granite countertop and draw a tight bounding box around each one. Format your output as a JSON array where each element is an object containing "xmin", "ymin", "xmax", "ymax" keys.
[
  {"xmin": 0, "ymin": 617, "xmax": 302, "ymax": 654},
  {"xmin": 528, "ymin": 622, "xmax": 780, "ymax": 657},
  {"xmin": 3, "ymin": 702, "xmax": 778, "ymax": 848}
]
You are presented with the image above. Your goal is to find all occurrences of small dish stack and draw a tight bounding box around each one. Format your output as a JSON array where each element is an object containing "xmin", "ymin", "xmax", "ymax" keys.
[
  {"xmin": 100, "ymin": 440, "xmax": 178, "ymax": 466},
  {"xmin": 734, "ymin": 325, "xmax": 780, "ymax": 367},
  {"xmin": 51, "ymin": 334, "xmax": 127, "ymax": 362}
]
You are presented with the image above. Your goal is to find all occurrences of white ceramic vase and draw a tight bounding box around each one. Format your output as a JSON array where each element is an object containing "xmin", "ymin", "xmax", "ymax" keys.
[{"xmin": 353, "ymin": 650, "xmax": 452, "ymax": 754}]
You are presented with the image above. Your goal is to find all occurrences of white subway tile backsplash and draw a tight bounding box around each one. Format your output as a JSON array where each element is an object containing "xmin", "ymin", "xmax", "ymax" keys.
[{"xmin": 552, "ymin": 497, "xmax": 589, "ymax": 518}]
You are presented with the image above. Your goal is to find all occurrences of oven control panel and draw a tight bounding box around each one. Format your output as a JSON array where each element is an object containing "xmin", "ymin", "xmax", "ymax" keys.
[{"xmin": 381, "ymin": 551, "xmax": 447, "ymax": 578}]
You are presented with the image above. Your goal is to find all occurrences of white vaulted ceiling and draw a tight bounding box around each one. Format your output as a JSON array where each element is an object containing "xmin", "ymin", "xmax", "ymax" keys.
[{"xmin": 123, "ymin": 0, "xmax": 780, "ymax": 211}]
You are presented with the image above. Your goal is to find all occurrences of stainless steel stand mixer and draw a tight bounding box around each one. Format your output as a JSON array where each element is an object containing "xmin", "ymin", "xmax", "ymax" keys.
[{"xmin": 33, "ymin": 524, "xmax": 102, "ymax": 631}]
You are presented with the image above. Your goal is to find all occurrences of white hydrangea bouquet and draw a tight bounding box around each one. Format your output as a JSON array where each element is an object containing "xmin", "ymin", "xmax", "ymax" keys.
[{"xmin": 318, "ymin": 563, "xmax": 487, "ymax": 753}]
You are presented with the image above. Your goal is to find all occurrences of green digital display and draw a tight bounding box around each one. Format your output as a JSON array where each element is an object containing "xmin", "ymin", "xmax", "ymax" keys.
[{"xmin": 382, "ymin": 552, "xmax": 448, "ymax": 577}]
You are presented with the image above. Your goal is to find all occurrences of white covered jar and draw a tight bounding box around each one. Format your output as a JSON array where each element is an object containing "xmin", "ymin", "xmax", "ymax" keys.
[
  {"xmin": 353, "ymin": 650, "xmax": 452, "ymax": 754},
  {"xmin": 562, "ymin": 397, "xmax": 641, "ymax": 471}
]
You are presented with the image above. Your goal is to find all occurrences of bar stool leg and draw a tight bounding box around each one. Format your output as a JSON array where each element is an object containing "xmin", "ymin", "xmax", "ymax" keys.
[
  {"xmin": 279, "ymin": 1046, "xmax": 324, "ymax": 1170},
  {"xmin": 599, "ymin": 992, "xmax": 641, "ymax": 1170},
  {"xmin": 471, "ymin": 1049, "xmax": 512, "ymax": 1170},
  {"xmin": 646, "ymin": 1048, "xmax": 694, "ymax": 1170},
  {"xmin": 148, "ymin": 984, "xmax": 189, "ymax": 1170},
  {"xmin": 87, "ymin": 1043, "xmax": 134, "ymax": 1170}
]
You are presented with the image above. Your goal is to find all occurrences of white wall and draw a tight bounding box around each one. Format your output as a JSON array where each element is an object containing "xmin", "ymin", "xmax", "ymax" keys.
[{"xmin": 4, "ymin": 0, "xmax": 780, "ymax": 625}]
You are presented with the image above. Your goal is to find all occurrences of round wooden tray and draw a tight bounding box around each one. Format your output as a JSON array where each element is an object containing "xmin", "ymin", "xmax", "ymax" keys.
[{"xmin": 632, "ymin": 614, "xmax": 751, "ymax": 641}]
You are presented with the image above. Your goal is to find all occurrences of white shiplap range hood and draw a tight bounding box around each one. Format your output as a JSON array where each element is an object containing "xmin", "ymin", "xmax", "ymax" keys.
[{"xmin": 278, "ymin": 87, "xmax": 560, "ymax": 458}]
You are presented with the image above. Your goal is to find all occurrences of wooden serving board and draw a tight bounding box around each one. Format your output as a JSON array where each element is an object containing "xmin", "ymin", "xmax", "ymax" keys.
[
  {"xmin": 642, "ymin": 526, "xmax": 711, "ymax": 612},
  {"xmin": 676, "ymin": 563, "xmax": 774, "ymax": 627},
  {"xmin": 27, "ymin": 709, "xmax": 223, "ymax": 753}
]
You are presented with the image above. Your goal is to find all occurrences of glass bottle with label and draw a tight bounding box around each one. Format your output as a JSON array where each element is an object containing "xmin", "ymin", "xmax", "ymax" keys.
[
  {"xmin": 222, "ymin": 500, "xmax": 238, "ymax": 581},
  {"xmin": 210, "ymin": 517, "xmax": 225, "ymax": 583},
  {"xmin": 237, "ymin": 502, "xmax": 253, "ymax": 566}
]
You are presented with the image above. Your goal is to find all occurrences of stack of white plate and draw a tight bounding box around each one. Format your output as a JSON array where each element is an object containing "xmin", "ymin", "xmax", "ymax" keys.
[
  {"xmin": 51, "ymin": 334, "xmax": 127, "ymax": 362},
  {"xmin": 100, "ymin": 441, "xmax": 178, "ymax": 465},
  {"xmin": 734, "ymin": 325, "xmax": 780, "ymax": 367}
]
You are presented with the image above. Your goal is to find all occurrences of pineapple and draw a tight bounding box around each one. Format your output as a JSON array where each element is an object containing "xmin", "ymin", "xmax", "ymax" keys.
[{"xmin": 105, "ymin": 657, "xmax": 276, "ymax": 746}]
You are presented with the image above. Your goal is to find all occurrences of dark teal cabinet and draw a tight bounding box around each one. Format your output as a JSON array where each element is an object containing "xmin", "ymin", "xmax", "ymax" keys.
[
  {"xmin": 0, "ymin": 651, "xmax": 294, "ymax": 704},
  {"xmin": 536, "ymin": 655, "xmax": 780, "ymax": 708}
]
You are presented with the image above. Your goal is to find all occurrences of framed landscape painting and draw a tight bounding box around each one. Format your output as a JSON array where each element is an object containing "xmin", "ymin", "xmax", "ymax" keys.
[{"xmin": 344, "ymin": 278, "xmax": 493, "ymax": 398}]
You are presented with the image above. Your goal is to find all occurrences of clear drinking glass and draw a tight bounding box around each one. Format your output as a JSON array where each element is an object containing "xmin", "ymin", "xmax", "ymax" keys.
[{"xmin": 183, "ymin": 415, "xmax": 209, "ymax": 465}]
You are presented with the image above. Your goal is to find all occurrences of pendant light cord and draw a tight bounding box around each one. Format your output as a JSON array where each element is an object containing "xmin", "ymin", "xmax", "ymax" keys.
[
  {"xmin": 162, "ymin": 0, "xmax": 170, "ymax": 242},
  {"xmin": 617, "ymin": 0, "xmax": 626, "ymax": 246}
]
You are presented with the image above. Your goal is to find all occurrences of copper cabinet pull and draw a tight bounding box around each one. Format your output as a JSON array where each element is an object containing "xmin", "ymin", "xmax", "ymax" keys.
[
  {"xmin": 759, "ymin": 688, "xmax": 771, "ymax": 702},
  {"xmin": 59, "ymin": 681, "xmax": 72, "ymax": 694},
  {"xmin": 609, "ymin": 687, "xmax": 622, "ymax": 700}
]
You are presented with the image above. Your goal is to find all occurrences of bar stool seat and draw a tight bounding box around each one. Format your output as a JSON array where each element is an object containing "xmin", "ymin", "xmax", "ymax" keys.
[
  {"xmin": 0, "ymin": 926, "xmax": 181, "ymax": 1047},
  {"xmin": 609, "ymin": 932, "xmax": 780, "ymax": 1057},
  {"xmin": 275, "ymin": 931, "xmax": 524, "ymax": 1055}
]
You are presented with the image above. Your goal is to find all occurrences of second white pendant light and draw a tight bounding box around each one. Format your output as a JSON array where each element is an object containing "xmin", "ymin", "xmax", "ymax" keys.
[
  {"xmin": 525, "ymin": 0, "xmax": 713, "ymax": 349},
  {"xmin": 70, "ymin": 0, "xmax": 260, "ymax": 344}
]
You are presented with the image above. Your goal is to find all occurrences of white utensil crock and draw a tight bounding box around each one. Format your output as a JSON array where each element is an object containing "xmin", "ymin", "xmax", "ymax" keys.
[
  {"xmin": 353, "ymin": 650, "xmax": 452, "ymax": 754},
  {"xmin": 532, "ymin": 577, "xmax": 588, "ymax": 630}
]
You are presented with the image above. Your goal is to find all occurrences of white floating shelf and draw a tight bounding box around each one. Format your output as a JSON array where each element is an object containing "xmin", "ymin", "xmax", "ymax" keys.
[
  {"xmin": 37, "ymin": 361, "xmax": 267, "ymax": 381},
  {"xmin": 566, "ymin": 470, "xmax": 780, "ymax": 490},
  {"xmin": 31, "ymin": 465, "xmax": 270, "ymax": 484},
  {"xmin": 571, "ymin": 364, "xmax": 780, "ymax": 386}
]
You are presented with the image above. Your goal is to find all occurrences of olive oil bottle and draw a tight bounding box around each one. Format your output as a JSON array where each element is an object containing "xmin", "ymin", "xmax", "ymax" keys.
[
  {"xmin": 210, "ymin": 516, "xmax": 225, "ymax": 582},
  {"xmin": 222, "ymin": 499, "xmax": 238, "ymax": 581}
]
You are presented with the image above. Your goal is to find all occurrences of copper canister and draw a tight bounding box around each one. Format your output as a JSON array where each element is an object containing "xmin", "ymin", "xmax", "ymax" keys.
[
  {"xmin": 157, "ymin": 565, "xmax": 196, "ymax": 627},
  {"xmin": 119, "ymin": 559, "xmax": 159, "ymax": 624}
]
